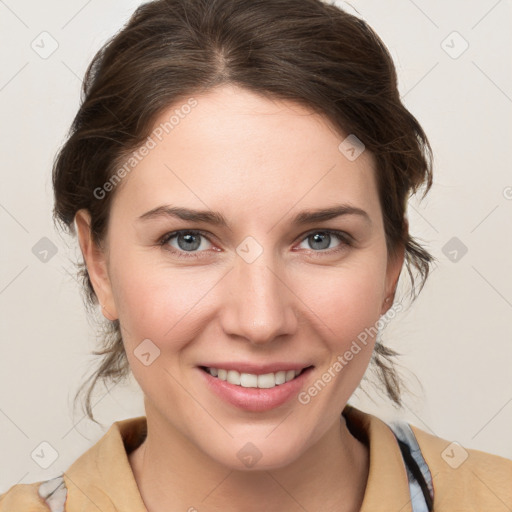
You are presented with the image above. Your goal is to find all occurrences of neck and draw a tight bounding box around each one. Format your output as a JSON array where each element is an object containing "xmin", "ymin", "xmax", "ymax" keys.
[{"xmin": 129, "ymin": 408, "xmax": 369, "ymax": 512}]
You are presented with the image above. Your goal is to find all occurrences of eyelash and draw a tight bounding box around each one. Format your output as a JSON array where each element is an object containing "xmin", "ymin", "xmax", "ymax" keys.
[{"xmin": 158, "ymin": 229, "xmax": 353, "ymax": 260}]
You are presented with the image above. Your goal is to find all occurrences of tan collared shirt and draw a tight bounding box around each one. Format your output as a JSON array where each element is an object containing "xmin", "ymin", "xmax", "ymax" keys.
[{"xmin": 1, "ymin": 405, "xmax": 511, "ymax": 511}]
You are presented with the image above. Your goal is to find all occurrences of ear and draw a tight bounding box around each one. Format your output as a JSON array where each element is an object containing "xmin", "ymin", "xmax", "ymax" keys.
[
  {"xmin": 381, "ymin": 222, "xmax": 407, "ymax": 315},
  {"xmin": 75, "ymin": 209, "xmax": 118, "ymax": 321}
]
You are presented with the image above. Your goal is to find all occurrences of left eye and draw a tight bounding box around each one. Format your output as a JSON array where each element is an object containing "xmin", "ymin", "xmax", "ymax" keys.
[{"xmin": 297, "ymin": 231, "xmax": 348, "ymax": 251}]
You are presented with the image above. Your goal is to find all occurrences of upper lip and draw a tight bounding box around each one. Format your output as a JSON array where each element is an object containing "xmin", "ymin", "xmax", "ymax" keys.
[{"xmin": 199, "ymin": 362, "xmax": 313, "ymax": 375}]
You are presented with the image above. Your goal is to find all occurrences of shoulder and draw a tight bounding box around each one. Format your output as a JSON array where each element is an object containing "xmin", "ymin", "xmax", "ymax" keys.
[
  {"xmin": 0, "ymin": 482, "xmax": 50, "ymax": 511},
  {"xmin": 410, "ymin": 424, "xmax": 512, "ymax": 511},
  {"xmin": 0, "ymin": 475, "xmax": 67, "ymax": 512}
]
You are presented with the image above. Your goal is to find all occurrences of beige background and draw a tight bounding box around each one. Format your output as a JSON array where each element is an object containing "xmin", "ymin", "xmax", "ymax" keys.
[{"xmin": 1, "ymin": 0, "xmax": 511, "ymax": 490}]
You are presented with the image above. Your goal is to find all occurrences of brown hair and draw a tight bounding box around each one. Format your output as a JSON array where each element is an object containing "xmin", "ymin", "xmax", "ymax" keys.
[{"xmin": 52, "ymin": 0, "xmax": 433, "ymax": 424}]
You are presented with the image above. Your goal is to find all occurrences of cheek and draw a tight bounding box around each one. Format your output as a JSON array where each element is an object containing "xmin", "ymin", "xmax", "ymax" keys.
[
  {"xmin": 109, "ymin": 250, "xmax": 219, "ymax": 347},
  {"xmin": 295, "ymin": 257, "xmax": 388, "ymax": 341}
]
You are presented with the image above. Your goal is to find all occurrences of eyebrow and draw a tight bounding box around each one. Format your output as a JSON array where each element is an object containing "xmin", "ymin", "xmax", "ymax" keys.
[{"xmin": 137, "ymin": 204, "xmax": 371, "ymax": 228}]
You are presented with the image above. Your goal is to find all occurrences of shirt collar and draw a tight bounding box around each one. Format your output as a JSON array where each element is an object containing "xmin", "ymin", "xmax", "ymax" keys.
[
  {"xmin": 63, "ymin": 405, "xmax": 412, "ymax": 512},
  {"xmin": 63, "ymin": 415, "xmax": 148, "ymax": 512},
  {"xmin": 343, "ymin": 405, "xmax": 413, "ymax": 512}
]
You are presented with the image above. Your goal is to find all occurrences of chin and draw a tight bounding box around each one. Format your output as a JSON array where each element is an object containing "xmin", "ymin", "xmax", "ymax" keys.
[{"xmin": 199, "ymin": 428, "xmax": 310, "ymax": 472}]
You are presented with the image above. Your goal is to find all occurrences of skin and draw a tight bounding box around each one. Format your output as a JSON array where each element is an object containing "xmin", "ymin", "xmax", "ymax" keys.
[{"xmin": 76, "ymin": 84, "xmax": 404, "ymax": 512}]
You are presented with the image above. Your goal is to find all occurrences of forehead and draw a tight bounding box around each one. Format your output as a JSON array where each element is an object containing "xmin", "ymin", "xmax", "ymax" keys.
[{"xmin": 111, "ymin": 85, "xmax": 380, "ymax": 225}]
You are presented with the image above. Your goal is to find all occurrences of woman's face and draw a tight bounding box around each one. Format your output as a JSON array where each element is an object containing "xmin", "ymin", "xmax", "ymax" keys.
[{"xmin": 80, "ymin": 84, "xmax": 403, "ymax": 469}]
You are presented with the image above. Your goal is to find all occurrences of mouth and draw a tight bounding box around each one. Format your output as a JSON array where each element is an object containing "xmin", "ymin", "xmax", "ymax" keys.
[
  {"xmin": 199, "ymin": 366, "xmax": 312, "ymax": 389},
  {"xmin": 198, "ymin": 364, "xmax": 314, "ymax": 412}
]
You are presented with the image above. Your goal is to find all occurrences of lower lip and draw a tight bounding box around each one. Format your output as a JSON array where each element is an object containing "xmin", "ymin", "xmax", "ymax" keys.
[{"xmin": 198, "ymin": 367, "xmax": 313, "ymax": 412}]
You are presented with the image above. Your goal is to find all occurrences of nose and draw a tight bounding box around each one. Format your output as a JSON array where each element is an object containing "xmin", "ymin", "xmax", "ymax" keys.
[{"xmin": 219, "ymin": 249, "xmax": 298, "ymax": 346}]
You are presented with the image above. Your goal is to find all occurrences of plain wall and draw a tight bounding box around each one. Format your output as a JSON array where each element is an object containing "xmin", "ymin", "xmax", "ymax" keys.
[{"xmin": 1, "ymin": 0, "xmax": 511, "ymax": 490}]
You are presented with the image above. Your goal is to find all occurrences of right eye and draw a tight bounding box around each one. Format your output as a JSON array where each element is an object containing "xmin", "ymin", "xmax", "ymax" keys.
[{"xmin": 159, "ymin": 230, "xmax": 215, "ymax": 258}]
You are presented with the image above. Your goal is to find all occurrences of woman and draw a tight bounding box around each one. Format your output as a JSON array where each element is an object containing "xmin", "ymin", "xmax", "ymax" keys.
[{"xmin": 1, "ymin": 0, "xmax": 510, "ymax": 510}]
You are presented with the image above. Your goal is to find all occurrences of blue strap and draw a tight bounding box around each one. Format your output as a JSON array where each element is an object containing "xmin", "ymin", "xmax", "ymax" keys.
[{"xmin": 388, "ymin": 421, "xmax": 434, "ymax": 512}]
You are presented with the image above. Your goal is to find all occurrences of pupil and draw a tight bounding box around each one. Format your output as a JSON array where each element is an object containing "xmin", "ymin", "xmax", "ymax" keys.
[
  {"xmin": 178, "ymin": 233, "xmax": 200, "ymax": 251},
  {"xmin": 310, "ymin": 232, "xmax": 330, "ymax": 250}
]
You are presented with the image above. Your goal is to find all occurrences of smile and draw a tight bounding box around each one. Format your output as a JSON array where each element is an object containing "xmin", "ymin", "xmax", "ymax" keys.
[
  {"xmin": 201, "ymin": 367, "xmax": 308, "ymax": 389},
  {"xmin": 198, "ymin": 364, "xmax": 314, "ymax": 412}
]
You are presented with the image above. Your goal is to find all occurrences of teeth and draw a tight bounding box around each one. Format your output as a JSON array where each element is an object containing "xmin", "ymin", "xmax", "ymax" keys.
[
  {"xmin": 275, "ymin": 371, "xmax": 286, "ymax": 385},
  {"xmin": 206, "ymin": 367, "xmax": 304, "ymax": 389},
  {"xmin": 227, "ymin": 370, "xmax": 241, "ymax": 385},
  {"xmin": 240, "ymin": 373, "xmax": 258, "ymax": 387}
]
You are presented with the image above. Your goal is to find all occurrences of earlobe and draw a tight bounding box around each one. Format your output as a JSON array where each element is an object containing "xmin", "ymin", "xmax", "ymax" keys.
[
  {"xmin": 75, "ymin": 209, "xmax": 118, "ymax": 321},
  {"xmin": 99, "ymin": 303, "xmax": 117, "ymax": 322}
]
